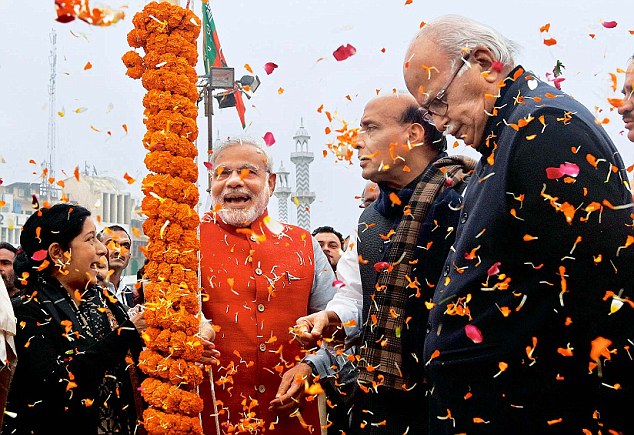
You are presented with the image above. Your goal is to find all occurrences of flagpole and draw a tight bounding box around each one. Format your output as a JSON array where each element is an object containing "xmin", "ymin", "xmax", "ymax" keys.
[{"xmin": 205, "ymin": 84, "xmax": 214, "ymax": 193}]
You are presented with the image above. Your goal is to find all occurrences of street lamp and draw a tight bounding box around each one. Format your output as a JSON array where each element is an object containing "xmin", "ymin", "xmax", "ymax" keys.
[{"xmin": 237, "ymin": 74, "xmax": 260, "ymax": 95}]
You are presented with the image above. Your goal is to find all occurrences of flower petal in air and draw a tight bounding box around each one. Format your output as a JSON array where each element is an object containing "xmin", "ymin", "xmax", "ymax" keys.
[
  {"xmin": 31, "ymin": 249, "xmax": 48, "ymax": 262},
  {"xmin": 263, "ymin": 132, "xmax": 276, "ymax": 146},
  {"xmin": 333, "ymin": 44, "xmax": 357, "ymax": 61},
  {"xmin": 263, "ymin": 62, "xmax": 278, "ymax": 75},
  {"xmin": 545, "ymin": 163, "xmax": 579, "ymax": 179},
  {"xmin": 373, "ymin": 261, "xmax": 390, "ymax": 273},
  {"xmin": 332, "ymin": 280, "xmax": 346, "ymax": 289},
  {"xmin": 487, "ymin": 261, "xmax": 501, "ymax": 276},
  {"xmin": 465, "ymin": 324, "xmax": 483, "ymax": 343},
  {"xmin": 602, "ymin": 20, "xmax": 618, "ymax": 28}
]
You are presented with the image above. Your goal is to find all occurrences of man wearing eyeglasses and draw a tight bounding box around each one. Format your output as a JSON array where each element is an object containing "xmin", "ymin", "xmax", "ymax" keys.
[
  {"xmin": 295, "ymin": 93, "xmax": 476, "ymax": 434},
  {"xmin": 199, "ymin": 138, "xmax": 336, "ymax": 434},
  {"xmin": 404, "ymin": 15, "xmax": 634, "ymax": 435}
]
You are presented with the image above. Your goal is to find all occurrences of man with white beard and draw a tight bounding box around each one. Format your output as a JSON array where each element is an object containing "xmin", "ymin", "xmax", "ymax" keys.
[{"xmin": 198, "ymin": 138, "xmax": 336, "ymax": 434}]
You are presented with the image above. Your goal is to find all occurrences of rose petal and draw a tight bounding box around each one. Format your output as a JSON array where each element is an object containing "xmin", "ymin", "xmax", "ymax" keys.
[
  {"xmin": 491, "ymin": 61, "xmax": 504, "ymax": 73},
  {"xmin": 465, "ymin": 324, "xmax": 483, "ymax": 343},
  {"xmin": 263, "ymin": 132, "xmax": 275, "ymax": 146},
  {"xmin": 333, "ymin": 44, "xmax": 357, "ymax": 62},
  {"xmin": 487, "ymin": 261, "xmax": 501, "ymax": 276},
  {"xmin": 373, "ymin": 261, "xmax": 390, "ymax": 273},
  {"xmin": 32, "ymin": 249, "xmax": 48, "ymax": 262},
  {"xmin": 203, "ymin": 161, "xmax": 213, "ymax": 171},
  {"xmin": 263, "ymin": 62, "xmax": 278, "ymax": 75},
  {"xmin": 602, "ymin": 21, "xmax": 618, "ymax": 29},
  {"xmin": 559, "ymin": 162, "xmax": 579, "ymax": 177},
  {"xmin": 546, "ymin": 163, "xmax": 579, "ymax": 179},
  {"xmin": 332, "ymin": 280, "xmax": 346, "ymax": 289},
  {"xmin": 545, "ymin": 167, "xmax": 565, "ymax": 179},
  {"xmin": 553, "ymin": 77, "xmax": 565, "ymax": 90}
]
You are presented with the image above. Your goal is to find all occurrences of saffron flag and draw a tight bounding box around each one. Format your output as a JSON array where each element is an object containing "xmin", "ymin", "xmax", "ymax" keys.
[
  {"xmin": 202, "ymin": 1, "xmax": 227, "ymax": 72},
  {"xmin": 234, "ymin": 84, "xmax": 246, "ymax": 129},
  {"xmin": 201, "ymin": 1, "xmax": 246, "ymax": 129}
]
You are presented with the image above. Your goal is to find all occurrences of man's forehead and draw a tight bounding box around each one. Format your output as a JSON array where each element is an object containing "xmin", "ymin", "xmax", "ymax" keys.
[
  {"xmin": 406, "ymin": 46, "xmax": 452, "ymax": 83},
  {"xmin": 316, "ymin": 232, "xmax": 340, "ymax": 244},
  {"xmin": 108, "ymin": 231, "xmax": 131, "ymax": 243},
  {"xmin": 363, "ymin": 96, "xmax": 409, "ymax": 121},
  {"xmin": 0, "ymin": 248, "xmax": 16, "ymax": 259},
  {"xmin": 215, "ymin": 144, "xmax": 268, "ymax": 166}
]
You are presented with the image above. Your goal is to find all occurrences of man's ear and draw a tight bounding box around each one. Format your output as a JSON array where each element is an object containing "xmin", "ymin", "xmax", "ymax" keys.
[
  {"xmin": 48, "ymin": 242, "xmax": 65, "ymax": 264},
  {"xmin": 471, "ymin": 46, "xmax": 503, "ymax": 83},
  {"xmin": 408, "ymin": 122, "xmax": 426, "ymax": 145},
  {"xmin": 267, "ymin": 172, "xmax": 277, "ymax": 197}
]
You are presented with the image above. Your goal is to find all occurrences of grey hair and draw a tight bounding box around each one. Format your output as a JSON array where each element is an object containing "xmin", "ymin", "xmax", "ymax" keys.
[
  {"xmin": 421, "ymin": 15, "xmax": 520, "ymax": 69},
  {"xmin": 210, "ymin": 137, "xmax": 274, "ymax": 172}
]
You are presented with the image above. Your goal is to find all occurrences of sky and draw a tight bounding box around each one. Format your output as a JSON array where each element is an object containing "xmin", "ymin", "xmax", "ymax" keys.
[{"xmin": 1, "ymin": 0, "xmax": 633, "ymax": 234}]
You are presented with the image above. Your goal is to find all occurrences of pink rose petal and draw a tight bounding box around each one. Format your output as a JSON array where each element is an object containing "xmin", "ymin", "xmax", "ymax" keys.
[
  {"xmin": 602, "ymin": 21, "xmax": 617, "ymax": 29},
  {"xmin": 545, "ymin": 167, "xmax": 565, "ymax": 179},
  {"xmin": 465, "ymin": 324, "xmax": 483, "ymax": 344},
  {"xmin": 203, "ymin": 161, "xmax": 213, "ymax": 171},
  {"xmin": 487, "ymin": 261, "xmax": 501, "ymax": 276},
  {"xmin": 263, "ymin": 62, "xmax": 278, "ymax": 75},
  {"xmin": 31, "ymin": 249, "xmax": 48, "ymax": 262},
  {"xmin": 333, "ymin": 44, "xmax": 357, "ymax": 61},
  {"xmin": 332, "ymin": 280, "xmax": 346, "ymax": 289},
  {"xmin": 491, "ymin": 61, "xmax": 504, "ymax": 73},
  {"xmin": 552, "ymin": 77, "xmax": 566, "ymax": 90},
  {"xmin": 374, "ymin": 261, "xmax": 390, "ymax": 273},
  {"xmin": 263, "ymin": 132, "xmax": 276, "ymax": 146},
  {"xmin": 546, "ymin": 163, "xmax": 579, "ymax": 179}
]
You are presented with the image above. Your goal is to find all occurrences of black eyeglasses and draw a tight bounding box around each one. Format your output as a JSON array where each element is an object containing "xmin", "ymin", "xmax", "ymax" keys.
[{"xmin": 421, "ymin": 53, "xmax": 471, "ymax": 122}]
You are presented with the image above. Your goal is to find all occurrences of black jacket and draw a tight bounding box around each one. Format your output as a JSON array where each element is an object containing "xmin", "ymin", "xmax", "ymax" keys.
[
  {"xmin": 4, "ymin": 277, "xmax": 144, "ymax": 434},
  {"xmin": 425, "ymin": 67, "xmax": 634, "ymax": 434}
]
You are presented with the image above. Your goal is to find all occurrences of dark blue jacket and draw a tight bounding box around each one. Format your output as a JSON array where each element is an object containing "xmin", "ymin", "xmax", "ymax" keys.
[{"xmin": 425, "ymin": 67, "xmax": 634, "ymax": 434}]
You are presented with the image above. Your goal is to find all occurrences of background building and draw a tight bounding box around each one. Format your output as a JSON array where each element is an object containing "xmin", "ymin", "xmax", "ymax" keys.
[{"xmin": 289, "ymin": 120, "xmax": 316, "ymax": 230}]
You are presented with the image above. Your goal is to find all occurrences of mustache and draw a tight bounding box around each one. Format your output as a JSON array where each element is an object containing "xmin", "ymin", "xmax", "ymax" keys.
[{"xmin": 222, "ymin": 188, "xmax": 252, "ymax": 196}]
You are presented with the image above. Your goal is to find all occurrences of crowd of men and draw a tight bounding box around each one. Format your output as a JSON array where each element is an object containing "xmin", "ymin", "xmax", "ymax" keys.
[{"xmin": 2, "ymin": 14, "xmax": 634, "ymax": 435}]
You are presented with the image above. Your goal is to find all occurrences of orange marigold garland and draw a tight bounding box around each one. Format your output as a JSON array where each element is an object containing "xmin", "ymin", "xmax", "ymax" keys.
[{"xmin": 123, "ymin": 2, "xmax": 203, "ymax": 434}]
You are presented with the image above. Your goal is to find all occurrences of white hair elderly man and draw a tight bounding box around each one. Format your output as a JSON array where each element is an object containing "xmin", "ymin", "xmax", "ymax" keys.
[
  {"xmin": 403, "ymin": 15, "xmax": 634, "ymax": 434},
  {"xmin": 198, "ymin": 138, "xmax": 336, "ymax": 434}
]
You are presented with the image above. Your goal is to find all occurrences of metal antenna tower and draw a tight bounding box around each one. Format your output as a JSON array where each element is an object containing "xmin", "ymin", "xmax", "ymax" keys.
[{"xmin": 42, "ymin": 28, "xmax": 59, "ymax": 202}]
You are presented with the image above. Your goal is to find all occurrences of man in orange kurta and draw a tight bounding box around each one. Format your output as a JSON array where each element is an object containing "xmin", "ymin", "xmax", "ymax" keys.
[{"xmin": 200, "ymin": 138, "xmax": 336, "ymax": 434}]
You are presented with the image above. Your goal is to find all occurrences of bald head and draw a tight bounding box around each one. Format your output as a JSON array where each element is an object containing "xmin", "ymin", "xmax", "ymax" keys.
[{"xmin": 356, "ymin": 92, "xmax": 444, "ymax": 189}]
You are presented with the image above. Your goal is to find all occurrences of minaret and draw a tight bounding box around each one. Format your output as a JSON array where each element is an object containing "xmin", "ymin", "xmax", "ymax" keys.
[
  {"xmin": 273, "ymin": 162, "xmax": 291, "ymax": 222},
  {"xmin": 213, "ymin": 130, "xmax": 222, "ymax": 151},
  {"xmin": 291, "ymin": 119, "xmax": 315, "ymax": 230}
]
